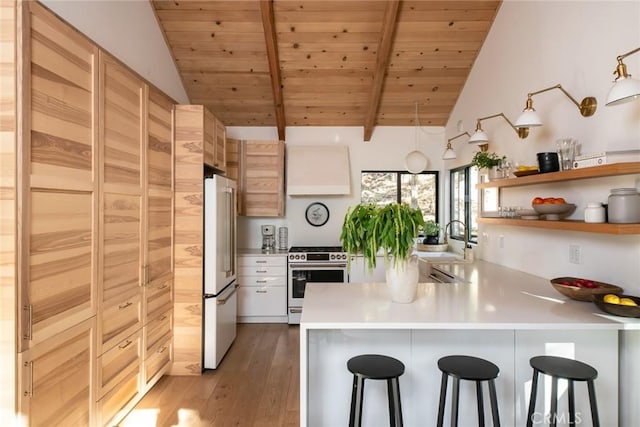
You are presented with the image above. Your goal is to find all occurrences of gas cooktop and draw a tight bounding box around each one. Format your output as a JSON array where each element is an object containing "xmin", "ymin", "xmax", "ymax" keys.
[{"xmin": 288, "ymin": 246, "xmax": 344, "ymax": 253}]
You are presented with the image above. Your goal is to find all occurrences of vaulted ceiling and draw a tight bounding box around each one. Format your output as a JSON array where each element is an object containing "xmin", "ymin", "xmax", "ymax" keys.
[{"xmin": 151, "ymin": 0, "xmax": 501, "ymax": 140}]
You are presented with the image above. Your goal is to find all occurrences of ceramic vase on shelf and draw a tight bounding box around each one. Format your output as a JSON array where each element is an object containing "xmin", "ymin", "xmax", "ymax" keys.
[
  {"xmin": 488, "ymin": 166, "xmax": 501, "ymax": 181},
  {"xmin": 385, "ymin": 255, "xmax": 419, "ymax": 303}
]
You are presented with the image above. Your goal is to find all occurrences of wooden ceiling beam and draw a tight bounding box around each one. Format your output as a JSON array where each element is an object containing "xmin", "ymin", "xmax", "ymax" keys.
[
  {"xmin": 260, "ymin": 0, "xmax": 286, "ymax": 140},
  {"xmin": 363, "ymin": 0, "xmax": 400, "ymax": 141}
]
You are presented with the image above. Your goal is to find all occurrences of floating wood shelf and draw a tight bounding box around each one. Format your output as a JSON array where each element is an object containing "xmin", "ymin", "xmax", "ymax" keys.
[
  {"xmin": 477, "ymin": 218, "xmax": 640, "ymax": 234},
  {"xmin": 477, "ymin": 162, "xmax": 640, "ymax": 189},
  {"xmin": 477, "ymin": 162, "xmax": 640, "ymax": 235}
]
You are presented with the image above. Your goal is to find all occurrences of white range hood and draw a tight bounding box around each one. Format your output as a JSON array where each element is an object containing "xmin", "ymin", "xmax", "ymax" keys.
[{"xmin": 286, "ymin": 145, "xmax": 351, "ymax": 195}]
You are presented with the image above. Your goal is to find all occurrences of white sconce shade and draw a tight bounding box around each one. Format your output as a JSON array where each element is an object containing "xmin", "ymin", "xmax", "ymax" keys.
[
  {"xmin": 515, "ymin": 108, "xmax": 543, "ymax": 128},
  {"xmin": 405, "ymin": 150, "xmax": 428, "ymax": 173},
  {"xmin": 606, "ymin": 75, "xmax": 640, "ymax": 106},
  {"xmin": 442, "ymin": 146, "xmax": 457, "ymax": 160},
  {"xmin": 468, "ymin": 129, "xmax": 489, "ymax": 144}
]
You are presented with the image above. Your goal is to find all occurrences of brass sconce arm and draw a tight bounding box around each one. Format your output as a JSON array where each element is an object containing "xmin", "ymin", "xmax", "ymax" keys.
[
  {"xmin": 525, "ymin": 84, "xmax": 597, "ymax": 117},
  {"xmin": 613, "ymin": 47, "xmax": 640, "ymax": 80},
  {"xmin": 447, "ymin": 131, "xmax": 470, "ymax": 143},
  {"xmin": 476, "ymin": 113, "xmax": 529, "ymax": 139}
]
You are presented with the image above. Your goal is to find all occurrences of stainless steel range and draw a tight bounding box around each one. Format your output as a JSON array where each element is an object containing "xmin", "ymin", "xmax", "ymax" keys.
[{"xmin": 288, "ymin": 246, "xmax": 347, "ymax": 324}]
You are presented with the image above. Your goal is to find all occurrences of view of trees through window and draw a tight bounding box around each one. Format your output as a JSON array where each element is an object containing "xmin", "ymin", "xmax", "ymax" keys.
[
  {"xmin": 450, "ymin": 166, "xmax": 479, "ymax": 243},
  {"xmin": 361, "ymin": 171, "xmax": 438, "ymax": 223}
]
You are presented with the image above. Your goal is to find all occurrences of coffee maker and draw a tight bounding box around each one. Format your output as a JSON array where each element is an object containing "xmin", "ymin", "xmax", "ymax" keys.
[{"xmin": 261, "ymin": 225, "xmax": 276, "ymax": 252}]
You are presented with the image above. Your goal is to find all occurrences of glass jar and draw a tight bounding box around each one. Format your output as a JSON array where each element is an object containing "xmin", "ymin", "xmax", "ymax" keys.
[
  {"xmin": 584, "ymin": 203, "xmax": 605, "ymax": 223},
  {"xmin": 608, "ymin": 188, "xmax": 640, "ymax": 223}
]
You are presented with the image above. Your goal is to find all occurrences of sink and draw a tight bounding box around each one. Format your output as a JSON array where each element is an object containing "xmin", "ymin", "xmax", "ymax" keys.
[{"xmin": 414, "ymin": 250, "xmax": 463, "ymax": 262}]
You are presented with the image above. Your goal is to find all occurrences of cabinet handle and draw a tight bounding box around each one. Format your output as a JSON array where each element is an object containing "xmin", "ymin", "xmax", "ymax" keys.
[
  {"xmin": 23, "ymin": 305, "xmax": 32, "ymax": 341},
  {"xmin": 157, "ymin": 283, "xmax": 168, "ymax": 290},
  {"xmin": 24, "ymin": 361, "xmax": 33, "ymax": 397},
  {"xmin": 118, "ymin": 301, "xmax": 133, "ymax": 310},
  {"xmin": 159, "ymin": 315, "xmax": 167, "ymax": 321},
  {"xmin": 256, "ymin": 270, "xmax": 267, "ymax": 273},
  {"xmin": 256, "ymin": 289, "xmax": 267, "ymax": 293},
  {"xmin": 255, "ymin": 260, "xmax": 267, "ymax": 264},
  {"xmin": 256, "ymin": 280, "xmax": 267, "ymax": 284},
  {"xmin": 119, "ymin": 340, "xmax": 133, "ymax": 350},
  {"xmin": 157, "ymin": 346, "xmax": 168, "ymax": 354}
]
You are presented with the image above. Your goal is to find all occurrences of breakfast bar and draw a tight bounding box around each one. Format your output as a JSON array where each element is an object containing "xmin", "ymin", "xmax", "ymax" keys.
[{"xmin": 299, "ymin": 260, "xmax": 640, "ymax": 427}]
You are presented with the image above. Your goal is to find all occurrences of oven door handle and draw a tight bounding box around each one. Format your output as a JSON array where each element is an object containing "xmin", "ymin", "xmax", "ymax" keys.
[{"xmin": 289, "ymin": 263, "xmax": 347, "ymax": 269}]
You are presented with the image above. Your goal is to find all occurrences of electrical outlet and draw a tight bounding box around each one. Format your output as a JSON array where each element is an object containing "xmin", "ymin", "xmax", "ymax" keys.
[{"xmin": 569, "ymin": 244, "xmax": 581, "ymax": 264}]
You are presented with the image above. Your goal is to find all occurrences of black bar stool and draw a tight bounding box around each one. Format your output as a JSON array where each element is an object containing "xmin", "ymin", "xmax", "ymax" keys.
[
  {"xmin": 436, "ymin": 355, "xmax": 501, "ymax": 427},
  {"xmin": 526, "ymin": 355, "xmax": 599, "ymax": 427},
  {"xmin": 347, "ymin": 354, "xmax": 405, "ymax": 427}
]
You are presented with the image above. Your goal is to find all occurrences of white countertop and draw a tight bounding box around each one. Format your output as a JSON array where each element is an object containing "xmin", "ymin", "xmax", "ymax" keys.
[{"xmin": 301, "ymin": 260, "xmax": 640, "ymax": 330}]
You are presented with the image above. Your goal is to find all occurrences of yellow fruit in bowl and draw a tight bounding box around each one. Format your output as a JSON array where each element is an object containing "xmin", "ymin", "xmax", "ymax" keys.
[
  {"xmin": 603, "ymin": 294, "xmax": 620, "ymax": 304},
  {"xmin": 619, "ymin": 298, "xmax": 638, "ymax": 307}
]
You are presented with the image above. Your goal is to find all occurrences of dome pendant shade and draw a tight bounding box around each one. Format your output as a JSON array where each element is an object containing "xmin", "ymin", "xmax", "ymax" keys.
[
  {"xmin": 606, "ymin": 76, "xmax": 640, "ymax": 106},
  {"xmin": 442, "ymin": 147, "xmax": 457, "ymax": 160},
  {"xmin": 468, "ymin": 129, "xmax": 489, "ymax": 144},
  {"xmin": 405, "ymin": 150, "xmax": 428, "ymax": 174},
  {"xmin": 515, "ymin": 109, "xmax": 543, "ymax": 128}
]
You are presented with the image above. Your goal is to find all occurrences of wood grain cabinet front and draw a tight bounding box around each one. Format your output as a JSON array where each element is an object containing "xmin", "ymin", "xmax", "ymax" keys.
[
  {"xmin": 143, "ymin": 309, "xmax": 173, "ymax": 389},
  {"xmin": 238, "ymin": 140, "xmax": 285, "ymax": 217},
  {"xmin": 174, "ymin": 104, "xmax": 226, "ymax": 172}
]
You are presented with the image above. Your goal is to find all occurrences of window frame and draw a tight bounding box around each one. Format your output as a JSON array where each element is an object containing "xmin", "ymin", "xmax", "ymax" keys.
[
  {"xmin": 449, "ymin": 165, "xmax": 478, "ymax": 244},
  {"xmin": 360, "ymin": 170, "xmax": 440, "ymax": 224}
]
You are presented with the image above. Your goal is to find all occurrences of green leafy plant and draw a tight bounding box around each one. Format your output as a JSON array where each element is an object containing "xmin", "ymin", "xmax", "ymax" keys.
[
  {"xmin": 340, "ymin": 203, "xmax": 425, "ymax": 271},
  {"xmin": 423, "ymin": 220, "xmax": 441, "ymax": 236},
  {"xmin": 470, "ymin": 151, "xmax": 505, "ymax": 169}
]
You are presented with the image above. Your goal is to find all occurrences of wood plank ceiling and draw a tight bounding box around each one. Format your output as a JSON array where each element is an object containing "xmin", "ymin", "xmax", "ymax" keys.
[{"xmin": 151, "ymin": 0, "xmax": 501, "ymax": 140}]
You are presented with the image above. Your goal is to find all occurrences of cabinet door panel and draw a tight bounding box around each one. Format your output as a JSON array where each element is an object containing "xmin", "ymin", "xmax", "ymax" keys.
[
  {"xmin": 19, "ymin": 317, "xmax": 95, "ymax": 427},
  {"xmin": 97, "ymin": 329, "xmax": 141, "ymax": 398},
  {"xmin": 147, "ymin": 192, "xmax": 172, "ymax": 282},
  {"xmin": 147, "ymin": 89, "xmax": 173, "ymax": 191},
  {"xmin": 145, "ymin": 275, "xmax": 173, "ymax": 321},
  {"xmin": 203, "ymin": 108, "xmax": 214, "ymax": 167},
  {"xmin": 100, "ymin": 292, "xmax": 142, "ymax": 353},
  {"xmin": 214, "ymin": 117, "xmax": 226, "ymax": 171},
  {"xmin": 97, "ymin": 369, "xmax": 139, "ymax": 427},
  {"xmin": 238, "ymin": 286, "xmax": 286, "ymax": 317},
  {"xmin": 238, "ymin": 255, "xmax": 287, "ymax": 267}
]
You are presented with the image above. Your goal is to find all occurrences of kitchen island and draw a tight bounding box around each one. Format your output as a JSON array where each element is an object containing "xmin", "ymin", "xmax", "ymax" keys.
[{"xmin": 299, "ymin": 260, "xmax": 640, "ymax": 427}]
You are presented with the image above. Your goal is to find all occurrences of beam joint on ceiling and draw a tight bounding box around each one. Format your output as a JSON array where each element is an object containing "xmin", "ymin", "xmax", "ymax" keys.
[
  {"xmin": 260, "ymin": 0, "xmax": 286, "ymax": 140},
  {"xmin": 362, "ymin": 0, "xmax": 400, "ymax": 142}
]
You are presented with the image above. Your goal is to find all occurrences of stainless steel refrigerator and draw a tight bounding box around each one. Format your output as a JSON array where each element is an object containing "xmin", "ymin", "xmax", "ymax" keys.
[{"xmin": 203, "ymin": 174, "xmax": 237, "ymax": 369}]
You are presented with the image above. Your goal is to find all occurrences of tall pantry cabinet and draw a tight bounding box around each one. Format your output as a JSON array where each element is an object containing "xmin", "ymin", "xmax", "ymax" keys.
[{"xmin": 5, "ymin": 2, "xmax": 174, "ymax": 426}]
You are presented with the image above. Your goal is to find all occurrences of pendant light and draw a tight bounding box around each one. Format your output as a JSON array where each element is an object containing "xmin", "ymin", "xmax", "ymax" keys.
[
  {"xmin": 606, "ymin": 47, "xmax": 640, "ymax": 106},
  {"xmin": 404, "ymin": 102, "xmax": 428, "ymax": 174}
]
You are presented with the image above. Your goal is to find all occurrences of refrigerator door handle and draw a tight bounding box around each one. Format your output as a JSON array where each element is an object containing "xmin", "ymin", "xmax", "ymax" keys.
[
  {"xmin": 223, "ymin": 186, "xmax": 233, "ymax": 275},
  {"xmin": 217, "ymin": 283, "xmax": 239, "ymax": 305}
]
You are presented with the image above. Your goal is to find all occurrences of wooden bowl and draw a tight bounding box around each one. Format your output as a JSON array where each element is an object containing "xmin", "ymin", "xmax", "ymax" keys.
[
  {"xmin": 550, "ymin": 277, "xmax": 623, "ymax": 302},
  {"xmin": 592, "ymin": 294, "xmax": 640, "ymax": 318}
]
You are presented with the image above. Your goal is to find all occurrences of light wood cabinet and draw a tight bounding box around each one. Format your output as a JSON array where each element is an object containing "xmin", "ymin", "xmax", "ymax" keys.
[
  {"xmin": 18, "ymin": 317, "xmax": 96, "ymax": 427},
  {"xmin": 143, "ymin": 309, "xmax": 173, "ymax": 389},
  {"xmin": 237, "ymin": 255, "xmax": 287, "ymax": 323},
  {"xmin": 174, "ymin": 105, "xmax": 226, "ymax": 172},
  {"xmin": 225, "ymin": 137, "xmax": 240, "ymax": 181},
  {"xmin": 214, "ymin": 116, "xmax": 227, "ymax": 171},
  {"xmin": 477, "ymin": 162, "xmax": 640, "ymax": 234},
  {"xmin": 238, "ymin": 140, "xmax": 285, "ymax": 217}
]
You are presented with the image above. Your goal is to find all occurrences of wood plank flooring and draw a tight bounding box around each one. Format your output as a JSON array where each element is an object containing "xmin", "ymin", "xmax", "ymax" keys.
[{"xmin": 121, "ymin": 324, "xmax": 300, "ymax": 427}]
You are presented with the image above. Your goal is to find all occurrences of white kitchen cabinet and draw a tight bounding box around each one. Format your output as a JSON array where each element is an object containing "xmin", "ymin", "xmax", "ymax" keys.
[
  {"xmin": 238, "ymin": 254, "xmax": 288, "ymax": 323},
  {"xmin": 348, "ymin": 255, "xmax": 386, "ymax": 283}
]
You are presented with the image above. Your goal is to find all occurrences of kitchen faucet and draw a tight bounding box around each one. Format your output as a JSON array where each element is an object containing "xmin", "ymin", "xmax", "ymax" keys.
[{"xmin": 444, "ymin": 220, "xmax": 471, "ymax": 260}]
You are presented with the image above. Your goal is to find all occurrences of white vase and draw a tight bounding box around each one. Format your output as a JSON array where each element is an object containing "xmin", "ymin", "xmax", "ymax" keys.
[{"xmin": 385, "ymin": 255, "xmax": 419, "ymax": 303}]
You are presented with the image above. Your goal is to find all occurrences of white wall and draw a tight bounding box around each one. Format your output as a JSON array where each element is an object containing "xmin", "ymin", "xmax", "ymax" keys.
[
  {"xmin": 41, "ymin": 0, "xmax": 189, "ymax": 103},
  {"xmin": 445, "ymin": 0, "xmax": 640, "ymax": 292},
  {"xmin": 226, "ymin": 126, "xmax": 446, "ymax": 250}
]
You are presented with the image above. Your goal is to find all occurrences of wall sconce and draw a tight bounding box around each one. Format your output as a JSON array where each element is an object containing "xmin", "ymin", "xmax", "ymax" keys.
[
  {"xmin": 468, "ymin": 113, "xmax": 529, "ymax": 148},
  {"xmin": 514, "ymin": 84, "xmax": 597, "ymax": 128},
  {"xmin": 606, "ymin": 47, "xmax": 640, "ymax": 106},
  {"xmin": 442, "ymin": 132, "xmax": 469, "ymax": 160}
]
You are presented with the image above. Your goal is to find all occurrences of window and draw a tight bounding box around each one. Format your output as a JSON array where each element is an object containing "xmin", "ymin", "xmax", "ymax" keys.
[
  {"xmin": 449, "ymin": 165, "xmax": 479, "ymax": 243},
  {"xmin": 361, "ymin": 171, "xmax": 439, "ymax": 223}
]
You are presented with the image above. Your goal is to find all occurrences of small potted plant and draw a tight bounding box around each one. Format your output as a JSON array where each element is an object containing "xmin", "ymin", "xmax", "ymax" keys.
[
  {"xmin": 422, "ymin": 220, "xmax": 441, "ymax": 244},
  {"xmin": 470, "ymin": 151, "xmax": 506, "ymax": 180}
]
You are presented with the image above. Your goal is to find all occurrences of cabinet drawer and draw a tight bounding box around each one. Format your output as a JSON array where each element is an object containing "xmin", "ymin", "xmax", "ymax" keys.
[
  {"xmin": 145, "ymin": 276, "xmax": 172, "ymax": 321},
  {"xmin": 97, "ymin": 330, "xmax": 141, "ymax": 399},
  {"xmin": 239, "ymin": 276, "xmax": 286, "ymax": 288},
  {"xmin": 239, "ymin": 265, "xmax": 286, "ymax": 276},
  {"xmin": 238, "ymin": 255, "xmax": 287, "ymax": 267},
  {"xmin": 238, "ymin": 285, "xmax": 286, "ymax": 317},
  {"xmin": 144, "ymin": 336, "xmax": 171, "ymax": 388},
  {"xmin": 144, "ymin": 309, "xmax": 172, "ymax": 356},
  {"xmin": 97, "ymin": 368, "xmax": 140, "ymax": 427},
  {"xmin": 100, "ymin": 292, "xmax": 142, "ymax": 354}
]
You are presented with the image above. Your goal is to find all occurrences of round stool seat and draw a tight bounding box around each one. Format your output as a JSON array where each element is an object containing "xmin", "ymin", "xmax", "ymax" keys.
[
  {"xmin": 530, "ymin": 355, "xmax": 598, "ymax": 381},
  {"xmin": 438, "ymin": 355, "xmax": 500, "ymax": 381},
  {"xmin": 347, "ymin": 354, "xmax": 405, "ymax": 380}
]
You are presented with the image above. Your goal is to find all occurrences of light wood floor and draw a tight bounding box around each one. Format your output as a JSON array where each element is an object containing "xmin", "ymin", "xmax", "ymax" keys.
[{"xmin": 121, "ymin": 324, "xmax": 300, "ymax": 427}]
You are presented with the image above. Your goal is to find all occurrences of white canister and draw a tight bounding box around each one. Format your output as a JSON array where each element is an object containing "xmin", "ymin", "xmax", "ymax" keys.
[
  {"xmin": 584, "ymin": 203, "xmax": 605, "ymax": 223},
  {"xmin": 608, "ymin": 188, "xmax": 640, "ymax": 223}
]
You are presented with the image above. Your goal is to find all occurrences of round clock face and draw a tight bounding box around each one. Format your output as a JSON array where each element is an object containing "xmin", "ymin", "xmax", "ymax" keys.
[{"xmin": 305, "ymin": 202, "xmax": 330, "ymax": 227}]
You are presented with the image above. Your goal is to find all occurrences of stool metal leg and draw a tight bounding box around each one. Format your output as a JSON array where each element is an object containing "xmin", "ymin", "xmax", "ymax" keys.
[
  {"xmin": 587, "ymin": 380, "xmax": 600, "ymax": 427},
  {"xmin": 476, "ymin": 381, "xmax": 485, "ymax": 427},
  {"xmin": 349, "ymin": 375, "xmax": 365, "ymax": 427},
  {"xmin": 526, "ymin": 370, "xmax": 539, "ymax": 427},
  {"xmin": 387, "ymin": 377, "xmax": 403, "ymax": 427},
  {"xmin": 550, "ymin": 376, "xmax": 558, "ymax": 427},
  {"xmin": 567, "ymin": 379, "xmax": 575, "ymax": 426},
  {"xmin": 488, "ymin": 379, "xmax": 501, "ymax": 427},
  {"xmin": 437, "ymin": 372, "xmax": 448, "ymax": 427},
  {"xmin": 451, "ymin": 378, "xmax": 460, "ymax": 427}
]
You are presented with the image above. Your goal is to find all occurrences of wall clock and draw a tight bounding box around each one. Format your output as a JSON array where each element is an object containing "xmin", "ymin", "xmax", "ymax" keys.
[{"xmin": 305, "ymin": 202, "xmax": 330, "ymax": 227}]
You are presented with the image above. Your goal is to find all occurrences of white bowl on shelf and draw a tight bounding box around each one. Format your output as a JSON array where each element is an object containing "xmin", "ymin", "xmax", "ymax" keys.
[{"xmin": 532, "ymin": 203, "xmax": 576, "ymax": 220}]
